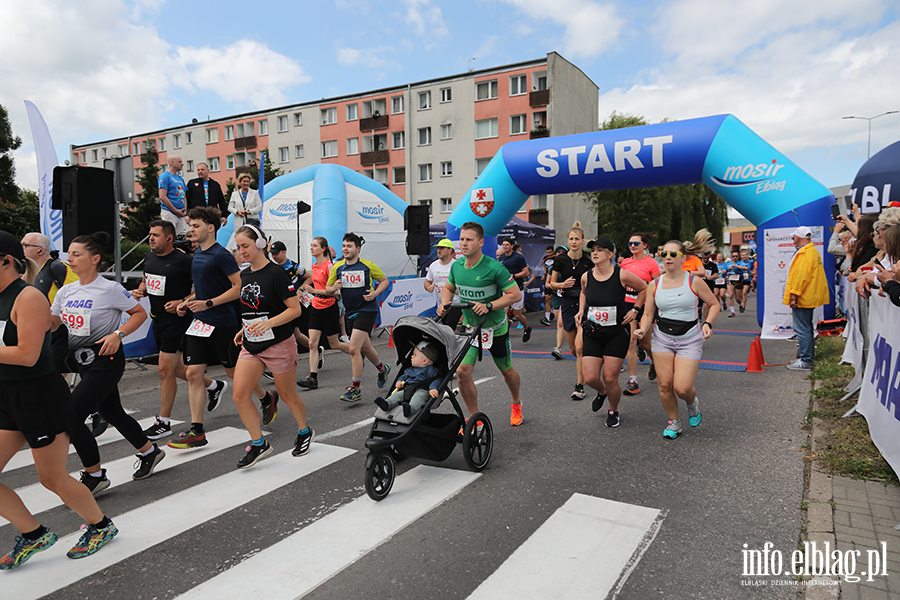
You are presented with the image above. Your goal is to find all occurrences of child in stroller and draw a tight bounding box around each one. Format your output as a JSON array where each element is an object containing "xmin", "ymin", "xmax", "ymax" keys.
[{"xmin": 374, "ymin": 341, "xmax": 442, "ymax": 417}]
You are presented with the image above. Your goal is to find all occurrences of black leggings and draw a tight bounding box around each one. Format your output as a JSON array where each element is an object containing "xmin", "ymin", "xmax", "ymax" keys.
[{"xmin": 67, "ymin": 345, "xmax": 149, "ymax": 468}]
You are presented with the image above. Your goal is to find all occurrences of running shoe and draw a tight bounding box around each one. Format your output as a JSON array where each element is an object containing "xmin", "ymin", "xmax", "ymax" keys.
[
  {"xmin": 340, "ymin": 386, "xmax": 362, "ymax": 402},
  {"xmin": 318, "ymin": 346, "xmax": 325, "ymax": 369},
  {"xmin": 648, "ymin": 362, "xmax": 657, "ymax": 381},
  {"xmin": 167, "ymin": 429, "xmax": 208, "ymax": 449},
  {"xmin": 623, "ymin": 380, "xmax": 640, "ymax": 395},
  {"xmin": 570, "ymin": 383, "xmax": 585, "ymax": 400},
  {"xmin": 539, "ymin": 317, "xmax": 551, "ymax": 326},
  {"xmin": 261, "ymin": 391, "xmax": 279, "ymax": 426},
  {"xmin": 237, "ymin": 440, "xmax": 273, "ymax": 469},
  {"xmin": 740, "ymin": 305, "xmax": 746, "ymax": 314},
  {"xmin": 90, "ymin": 413, "xmax": 108, "ymax": 438},
  {"xmin": 551, "ymin": 347, "xmax": 563, "ymax": 360},
  {"xmin": 637, "ymin": 347, "xmax": 647, "ymax": 363},
  {"xmin": 338, "ymin": 334, "xmax": 350, "ymax": 344},
  {"xmin": 663, "ymin": 419, "xmax": 683, "ymax": 439},
  {"xmin": 687, "ymin": 399, "xmax": 702, "ymax": 427},
  {"xmin": 606, "ymin": 410, "xmax": 620, "ymax": 428},
  {"xmin": 143, "ymin": 417, "xmax": 172, "ymax": 440},
  {"xmin": 66, "ymin": 521, "xmax": 118, "ymax": 559},
  {"xmin": 292, "ymin": 429, "xmax": 314, "ymax": 456},
  {"xmin": 207, "ymin": 380, "xmax": 227, "ymax": 412},
  {"xmin": 0, "ymin": 530, "xmax": 58, "ymax": 570},
  {"xmin": 297, "ymin": 375, "xmax": 319, "ymax": 389},
  {"xmin": 79, "ymin": 469, "xmax": 110, "ymax": 496},
  {"xmin": 377, "ymin": 364, "xmax": 391, "ymax": 389},
  {"xmin": 262, "ymin": 370, "xmax": 275, "ymax": 381},
  {"xmin": 523, "ymin": 327, "xmax": 532, "ymax": 343},
  {"xmin": 786, "ymin": 359, "xmax": 813, "ymax": 371},
  {"xmin": 510, "ymin": 403, "xmax": 524, "ymax": 426},
  {"xmin": 591, "ymin": 393, "xmax": 607, "ymax": 412},
  {"xmin": 132, "ymin": 444, "xmax": 165, "ymax": 480},
  {"xmin": 728, "ymin": 312, "xmax": 735, "ymax": 318}
]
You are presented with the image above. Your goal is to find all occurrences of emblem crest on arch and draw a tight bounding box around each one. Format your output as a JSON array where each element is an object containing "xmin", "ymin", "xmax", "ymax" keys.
[{"xmin": 470, "ymin": 187, "xmax": 494, "ymax": 217}]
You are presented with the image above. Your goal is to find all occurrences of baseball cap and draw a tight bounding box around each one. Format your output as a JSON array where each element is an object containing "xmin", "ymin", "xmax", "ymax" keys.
[
  {"xmin": 0, "ymin": 231, "xmax": 25, "ymax": 261},
  {"xmin": 414, "ymin": 341, "xmax": 440, "ymax": 364},
  {"xmin": 554, "ymin": 245, "xmax": 568, "ymax": 252},
  {"xmin": 434, "ymin": 238, "xmax": 454, "ymax": 249},
  {"xmin": 585, "ymin": 237, "xmax": 615, "ymax": 252},
  {"xmin": 270, "ymin": 241, "xmax": 287, "ymax": 253},
  {"xmin": 790, "ymin": 226, "xmax": 813, "ymax": 238}
]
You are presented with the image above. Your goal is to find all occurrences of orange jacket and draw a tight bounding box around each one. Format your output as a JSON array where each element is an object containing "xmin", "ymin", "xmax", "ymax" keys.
[{"xmin": 783, "ymin": 242, "xmax": 829, "ymax": 308}]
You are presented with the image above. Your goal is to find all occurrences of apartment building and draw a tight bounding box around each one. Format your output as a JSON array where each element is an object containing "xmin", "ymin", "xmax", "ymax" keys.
[{"xmin": 71, "ymin": 52, "xmax": 599, "ymax": 234}]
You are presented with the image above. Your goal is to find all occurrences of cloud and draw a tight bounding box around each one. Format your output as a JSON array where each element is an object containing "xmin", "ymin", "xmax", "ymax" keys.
[
  {"xmin": 499, "ymin": 0, "xmax": 623, "ymax": 59},
  {"xmin": 402, "ymin": 0, "xmax": 450, "ymax": 38}
]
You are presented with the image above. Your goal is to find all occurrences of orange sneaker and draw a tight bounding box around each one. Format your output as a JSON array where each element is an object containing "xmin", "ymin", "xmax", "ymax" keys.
[{"xmin": 510, "ymin": 403, "xmax": 523, "ymax": 426}]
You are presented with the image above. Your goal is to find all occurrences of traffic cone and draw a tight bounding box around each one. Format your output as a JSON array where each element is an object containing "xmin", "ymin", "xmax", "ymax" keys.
[
  {"xmin": 746, "ymin": 338, "xmax": 764, "ymax": 372},
  {"xmin": 755, "ymin": 336, "xmax": 767, "ymax": 366},
  {"xmin": 387, "ymin": 326, "xmax": 394, "ymax": 349}
]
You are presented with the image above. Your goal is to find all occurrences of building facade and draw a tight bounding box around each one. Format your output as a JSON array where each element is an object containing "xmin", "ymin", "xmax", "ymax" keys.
[{"xmin": 71, "ymin": 52, "xmax": 599, "ymax": 235}]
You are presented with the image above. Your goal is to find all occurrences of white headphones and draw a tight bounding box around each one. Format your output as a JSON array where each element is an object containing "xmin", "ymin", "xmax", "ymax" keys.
[{"xmin": 242, "ymin": 224, "xmax": 268, "ymax": 249}]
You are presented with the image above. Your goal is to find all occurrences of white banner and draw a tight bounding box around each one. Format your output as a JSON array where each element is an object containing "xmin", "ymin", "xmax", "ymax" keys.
[
  {"xmin": 857, "ymin": 293, "xmax": 900, "ymax": 478},
  {"xmin": 24, "ymin": 101, "xmax": 63, "ymax": 251},
  {"xmin": 761, "ymin": 227, "xmax": 825, "ymax": 340},
  {"xmin": 379, "ymin": 277, "xmax": 436, "ymax": 328},
  {"xmin": 840, "ymin": 280, "xmax": 863, "ymax": 366}
]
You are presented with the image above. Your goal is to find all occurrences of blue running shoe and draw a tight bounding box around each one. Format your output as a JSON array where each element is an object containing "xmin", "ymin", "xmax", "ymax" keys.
[
  {"xmin": 687, "ymin": 399, "xmax": 702, "ymax": 427},
  {"xmin": 663, "ymin": 420, "xmax": 682, "ymax": 439},
  {"xmin": 377, "ymin": 364, "xmax": 391, "ymax": 389},
  {"xmin": 0, "ymin": 530, "xmax": 58, "ymax": 570}
]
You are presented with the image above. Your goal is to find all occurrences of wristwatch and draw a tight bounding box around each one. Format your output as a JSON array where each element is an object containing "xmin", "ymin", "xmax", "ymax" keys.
[
  {"xmin": 114, "ymin": 330, "xmax": 126, "ymax": 340},
  {"xmin": 206, "ymin": 299, "xmax": 214, "ymax": 308},
  {"xmin": 486, "ymin": 302, "xmax": 493, "ymax": 311}
]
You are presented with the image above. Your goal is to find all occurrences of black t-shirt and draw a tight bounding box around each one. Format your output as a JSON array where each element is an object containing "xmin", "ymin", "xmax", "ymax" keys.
[
  {"xmin": 239, "ymin": 262, "xmax": 296, "ymax": 354},
  {"xmin": 552, "ymin": 252, "xmax": 592, "ymax": 298},
  {"xmin": 499, "ymin": 252, "xmax": 528, "ymax": 289},
  {"xmin": 143, "ymin": 249, "xmax": 194, "ymax": 319},
  {"xmin": 702, "ymin": 260, "xmax": 719, "ymax": 280}
]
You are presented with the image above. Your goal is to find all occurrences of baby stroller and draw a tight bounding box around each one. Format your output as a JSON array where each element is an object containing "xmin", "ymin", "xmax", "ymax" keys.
[{"xmin": 364, "ymin": 306, "xmax": 494, "ymax": 500}]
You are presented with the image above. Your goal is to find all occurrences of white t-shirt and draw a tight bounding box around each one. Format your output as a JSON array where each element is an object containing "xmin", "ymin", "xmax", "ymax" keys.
[
  {"xmin": 425, "ymin": 259, "xmax": 458, "ymax": 304},
  {"xmin": 51, "ymin": 276, "xmax": 138, "ymax": 348}
]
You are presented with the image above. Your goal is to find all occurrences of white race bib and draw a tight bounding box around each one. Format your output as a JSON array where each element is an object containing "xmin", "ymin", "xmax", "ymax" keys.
[
  {"xmin": 300, "ymin": 291, "xmax": 313, "ymax": 308},
  {"xmin": 61, "ymin": 307, "xmax": 91, "ymax": 337},
  {"xmin": 466, "ymin": 324, "xmax": 494, "ymax": 350},
  {"xmin": 587, "ymin": 306, "xmax": 617, "ymax": 326},
  {"xmin": 715, "ymin": 277, "xmax": 726, "ymax": 286},
  {"xmin": 0, "ymin": 320, "xmax": 6, "ymax": 347},
  {"xmin": 145, "ymin": 273, "xmax": 167, "ymax": 297},
  {"xmin": 243, "ymin": 317, "xmax": 275, "ymax": 343},
  {"xmin": 705, "ymin": 269, "xmax": 713, "ymax": 278},
  {"xmin": 728, "ymin": 274, "xmax": 740, "ymax": 282},
  {"xmin": 341, "ymin": 271, "xmax": 365, "ymax": 289},
  {"xmin": 185, "ymin": 318, "xmax": 215, "ymax": 338}
]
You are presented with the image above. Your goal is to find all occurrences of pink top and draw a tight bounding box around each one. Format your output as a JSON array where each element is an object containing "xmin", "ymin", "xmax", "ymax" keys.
[{"xmin": 621, "ymin": 255, "xmax": 660, "ymax": 303}]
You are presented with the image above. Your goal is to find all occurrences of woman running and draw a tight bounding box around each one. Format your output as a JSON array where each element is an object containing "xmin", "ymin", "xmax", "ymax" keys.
[
  {"xmin": 713, "ymin": 252, "xmax": 729, "ymax": 311},
  {"xmin": 701, "ymin": 251, "xmax": 720, "ymax": 322},
  {"xmin": 549, "ymin": 223, "xmax": 592, "ymax": 399},
  {"xmin": 733, "ymin": 249, "xmax": 753, "ymax": 313},
  {"xmin": 620, "ymin": 232, "xmax": 660, "ymax": 395},
  {"xmin": 0, "ymin": 231, "xmax": 116, "ymax": 568},
  {"xmin": 51, "ymin": 232, "xmax": 164, "ymax": 492},
  {"xmin": 297, "ymin": 237, "xmax": 350, "ymax": 389},
  {"xmin": 724, "ymin": 250, "xmax": 740, "ymax": 317},
  {"xmin": 634, "ymin": 240, "xmax": 720, "ymax": 439},
  {"xmin": 576, "ymin": 238, "xmax": 647, "ymax": 426},
  {"xmin": 231, "ymin": 225, "xmax": 313, "ymax": 468}
]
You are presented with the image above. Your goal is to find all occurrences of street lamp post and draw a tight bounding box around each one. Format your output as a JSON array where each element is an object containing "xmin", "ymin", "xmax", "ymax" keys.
[{"xmin": 843, "ymin": 111, "xmax": 899, "ymax": 159}]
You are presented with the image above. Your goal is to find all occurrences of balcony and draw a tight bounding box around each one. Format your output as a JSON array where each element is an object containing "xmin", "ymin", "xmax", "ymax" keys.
[
  {"xmin": 234, "ymin": 136, "xmax": 257, "ymax": 150},
  {"xmin": 235, "ymin": 166, "xmax": 251, "ymax": 178},
  {"xmin": 359, "ymin": 114, "xmax": 389, "ymax": 131},
  {"xmin": 530, "ymin": 89, "xmax": 550, "ymax": 107},
  {"xmin": 360, "ymin": 149, "xmax": 390, "ymax": 166},
  {"xmin": 530, "ymin": 127, "xmax": 550, "ymax": 139},
  {"xmin": 528, "ymin": 209, "xmax": 549, "ymax": 226}
]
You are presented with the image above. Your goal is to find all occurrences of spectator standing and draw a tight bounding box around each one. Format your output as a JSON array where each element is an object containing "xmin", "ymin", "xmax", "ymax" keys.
[
  {"xmin": 158, "ymin": 155, "xmax": 187, "ymax": 237},
  {"xmin": 783, "ymin": 226, "xmax": 830, "ymax": 370},
  {"xmin": 228, "ymin": 174, "xmax": 263, "ymax": 234},
  {"xmin": 185, "ymin": 163, "xmax": 228, "ymax": 225}
]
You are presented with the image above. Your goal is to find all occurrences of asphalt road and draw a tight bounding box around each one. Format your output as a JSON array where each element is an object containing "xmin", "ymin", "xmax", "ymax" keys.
[{"xmin": 1, "ymin": 294, "xmax": 814, "ymax": 599}]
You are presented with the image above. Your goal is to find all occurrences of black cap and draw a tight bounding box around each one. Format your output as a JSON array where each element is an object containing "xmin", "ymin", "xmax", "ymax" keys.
[
  {"xmin": 585, "ymin": 237, "xmax": 615, "ymax": 252},
  {"xmin": 0, "ymin": 231, "xmax": 25, "ymax": 261},
  {"xmin": 270, "ymin": 241, "xmax": 287, "ymax": 253}
]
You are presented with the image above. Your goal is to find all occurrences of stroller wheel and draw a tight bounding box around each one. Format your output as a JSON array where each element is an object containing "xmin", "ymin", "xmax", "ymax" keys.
[
  {"xmin": 365, "ymin": 451, "xmax": 395, "ymax": 501},
  {"xmin": 462, "ymin": 411, "xmax": 493, "ymax": 472}
]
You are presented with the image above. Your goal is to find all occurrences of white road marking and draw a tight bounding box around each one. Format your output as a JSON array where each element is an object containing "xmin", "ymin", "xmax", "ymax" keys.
[
  {"xmin": 172, "ymin": 465, "xmax": 480, "ymax": 600},
  {"xmin": 467, "ymin": 494, "xmax": 664, "ymax": 600}
]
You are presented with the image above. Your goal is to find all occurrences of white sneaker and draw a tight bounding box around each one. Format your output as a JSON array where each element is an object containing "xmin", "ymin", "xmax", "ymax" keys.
[
  {"xmin": 339, "ymin": 335, "xmax": 350, "ymax": 344},
  {"xmin": 317, "ymin": 346, "xmax": 325, "ymax": 370},
  {"xmin": 785, "ymin": 359, "xmax": 812, "ymax": 371}
]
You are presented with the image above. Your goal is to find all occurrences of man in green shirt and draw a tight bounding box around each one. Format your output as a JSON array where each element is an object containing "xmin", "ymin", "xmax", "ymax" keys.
[{"xmin": 437, "ymin": 222, "xmax": 524, "ymax": 426}]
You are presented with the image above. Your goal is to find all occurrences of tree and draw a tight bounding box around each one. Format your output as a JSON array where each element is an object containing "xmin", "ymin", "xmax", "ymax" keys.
[
  {"xmin": 581, "ymin": 111, "xmax": 729, "ymax": 253},
  {"xmin": 0, "ymin": 103, "xmax": 22, "ymax": 204},
  {"xmin": 248, "ymin": 148, "xmax": 284, "ymax": 192},
  {"xmin": 0, "ymin": 189, "xmax": 39, "ymax": 239},
  {"xmin": 121, "ymin": 138, "xmax": 161, "ymax": 241}
]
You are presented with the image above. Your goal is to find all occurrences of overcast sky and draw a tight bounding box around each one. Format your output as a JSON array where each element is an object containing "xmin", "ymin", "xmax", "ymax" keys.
[{"xmin": 3, "ymin": 0, "xmax": 899, "ymax": 199}]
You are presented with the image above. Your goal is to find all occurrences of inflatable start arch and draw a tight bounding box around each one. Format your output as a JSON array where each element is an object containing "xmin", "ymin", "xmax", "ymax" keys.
[{"xmin": 445, "ymin": 114, "xmax": 836, "ymax": 324}]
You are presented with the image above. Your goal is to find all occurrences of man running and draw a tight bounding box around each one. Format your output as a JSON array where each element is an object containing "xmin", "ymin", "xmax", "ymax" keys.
[
  {"xmin": 424, "ymin": 238, "xmax": 461, "ymax": 327},
  {"xmin": 168, "ymin": 207, "xmax": 275, "ymax": 449},
  {"xmin": 326, "ymin": 233, "xmax": 391, "ymax": 403},
  {"xmin": 437, "ymin": 222, "xmax": 524, "ymax": 426},
  {"xmin": 132, "ymin": 220, "xmax": 219, "ymax": 440},
  {"xmin": 498, "ymin": 237, "xmax": 532, "ymax": 342}
]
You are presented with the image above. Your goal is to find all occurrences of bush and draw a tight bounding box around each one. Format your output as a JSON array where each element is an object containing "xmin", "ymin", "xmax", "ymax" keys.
[{"xmin": 104, "ymin": 240, "xmax": 151, "ymax": 272}]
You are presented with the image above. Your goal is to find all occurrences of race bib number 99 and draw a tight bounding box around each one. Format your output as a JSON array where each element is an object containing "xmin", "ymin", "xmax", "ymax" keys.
[
  {"xmin": 341, "ymin": 271, "xmax": 365, "ymax": 289},
  {"xmin": 61, "ymin": 307, "xmax": 91, "ymax": 337},
  {"xmin": 587, "ymin": 306, "xmax": 617, "ymax": 326}
]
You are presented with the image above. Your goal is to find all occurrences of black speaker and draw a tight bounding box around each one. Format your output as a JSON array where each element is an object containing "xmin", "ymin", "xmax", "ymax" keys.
[
  {"xmin": 52, "ymin": 166, "xmax": 116, "ymax": 248},
  {"xmin": 404, "ymin": 205, "xmax": 430, "ymax": 255}
]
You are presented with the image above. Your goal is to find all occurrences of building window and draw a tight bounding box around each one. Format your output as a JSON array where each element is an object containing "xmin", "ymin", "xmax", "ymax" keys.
[
  {"xmin": 392, "ymin": 131, "xmax": 405, "ymax": 150},
  {"xmin": 224, "ymin": 125, "xmax": 234, "ymax": 141},
  {"xmin": 510, "ymin": 74, "xmax": 527, "ymax": 96},
  {"xmin": 417, "ymin": 127, "xmax": 432, "ymax": 146},
  {"xmin": 440, "ymin": 123, "xmax": 452, "ymax": 140},
  {"xmin": 258, "ymin": 119, "xmax": 269, "ymax": 135},
  {"xmin": 532, "ymin": 194, "xmax": 548, "ymax": 210},
  {"xmin": 234, "ymin": 153, "xmax": 247, "ymax": 168},
  {"xmin": 131, "ymin": 142, "xmax": 140, "ymax": 155},
  {"xmin": 226, "ymin": 155, "xmax": 235, "ymax": 170},
  {"xmin": 118, "ymin": 144, "xmax": 127, "ymax": 156},
  {"xmin": 393, "ymin": 167, "xmax": 406, "ymax": 184},
  {"xmin": 78, "ymin": 151, "xmax": 85, "ymax": 163},
  {"xmin": 295, "ymin": 144, "xmax": 305, "ymax": 159},
  {"xmin": 102, "ymin": 147, "xmax": 108, "ymax": 158},
  {"xmin": 441, "ymin": 197, "xmax": 453, "ymax": 213},
  {"xmin": 440, "ymin": 161, "xmax": 452, "ymax": 177},
  {"xmin": 275, "ymin": 147, "xmax": 287, "ymax": 163},
  {"xmin": 417, "ymin": 90, "xmax": 431, "ymax": 110},
  {"xmin": 418, "ymin": 163, "xmax": 432, "ymax": 182},
  {"xmin": 208, "ymin": 157, "xmax": 220, "ymax": 171},
  {"xmin": 92, "ymin": 149, "xmax": 98, "ymax": 162},
  {"xmin": 510, "ymin": 114, "xmax": 527, "ymax": 135},
  {"xmin": 186, "ymin": 160, "xmax": 194, "ymax": 172},
  {"xmin": 277, "ymin": 115, "xmax": 289, "ymax": 132},
  {"xmin": 236, "ymin": 122, "xmax": 254, "ymax": 137},
  {"xmin": 391, "ymin": 95, "xmax": 404, "ymax": 114},
  {"xmin": 321, "ymin": 140, "xmax": 338, "ymax": 158},
  {"xmin": 476, "ymin": 158, "xmax": 491, "ymax": 176},
  {"xmin": 154, "ymin": 139, "xmax": 163, "ymax": 152},
  {"xmin": 294, "ymin": 112, "xmax": 303, "ymax": 127},
  {"xmin": 173, "ymin": 134, "xmax": 181, "ymax": 149},
  {"xmin": 321, "ymin": 107, "xmax": 337, "ymax": 125},
  {"xmin": 374, "ymin": 168, "xmax": 388, "ymax": 185},
  {"xmin": 347, "ymin": 138, "xmax": 359, "ymax": 155},
  {"xmin": 185, "ymin": 131, "xmax": 193, "ymax": 144},
  {"xmin": 346, "ymin": 104, "xmax": 358, "ymax": 121},
  {"xmin": 476, "ymin": 80, "xmax": 498, "ymax": 101},
  {"xmin": 206, "ymin": 128, "xmax": 218, "ymax": 143},
  {"xmin": 440, "ymin": 87, "xmax": 452, "ymax": 103},
  {"xmin": 418, "ymin": 199, "xmax": 432, "ymax": 216},
  {"xmin": 534, "ymin": 71, "xmax": 548, "ymax": 91},
  {"xmin": 475, "ymin": 118, "xmax": 498, "ymax": 139}
]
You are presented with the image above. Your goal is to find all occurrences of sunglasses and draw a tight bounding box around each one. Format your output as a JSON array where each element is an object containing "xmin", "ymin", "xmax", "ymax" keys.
[
  {"xmin": 627, "ymin": 241, "xmax": 642, "ymax": 247},
  {"xmin": 659, "ymin": 251, "xmax": 683, "ymax": 258}
]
